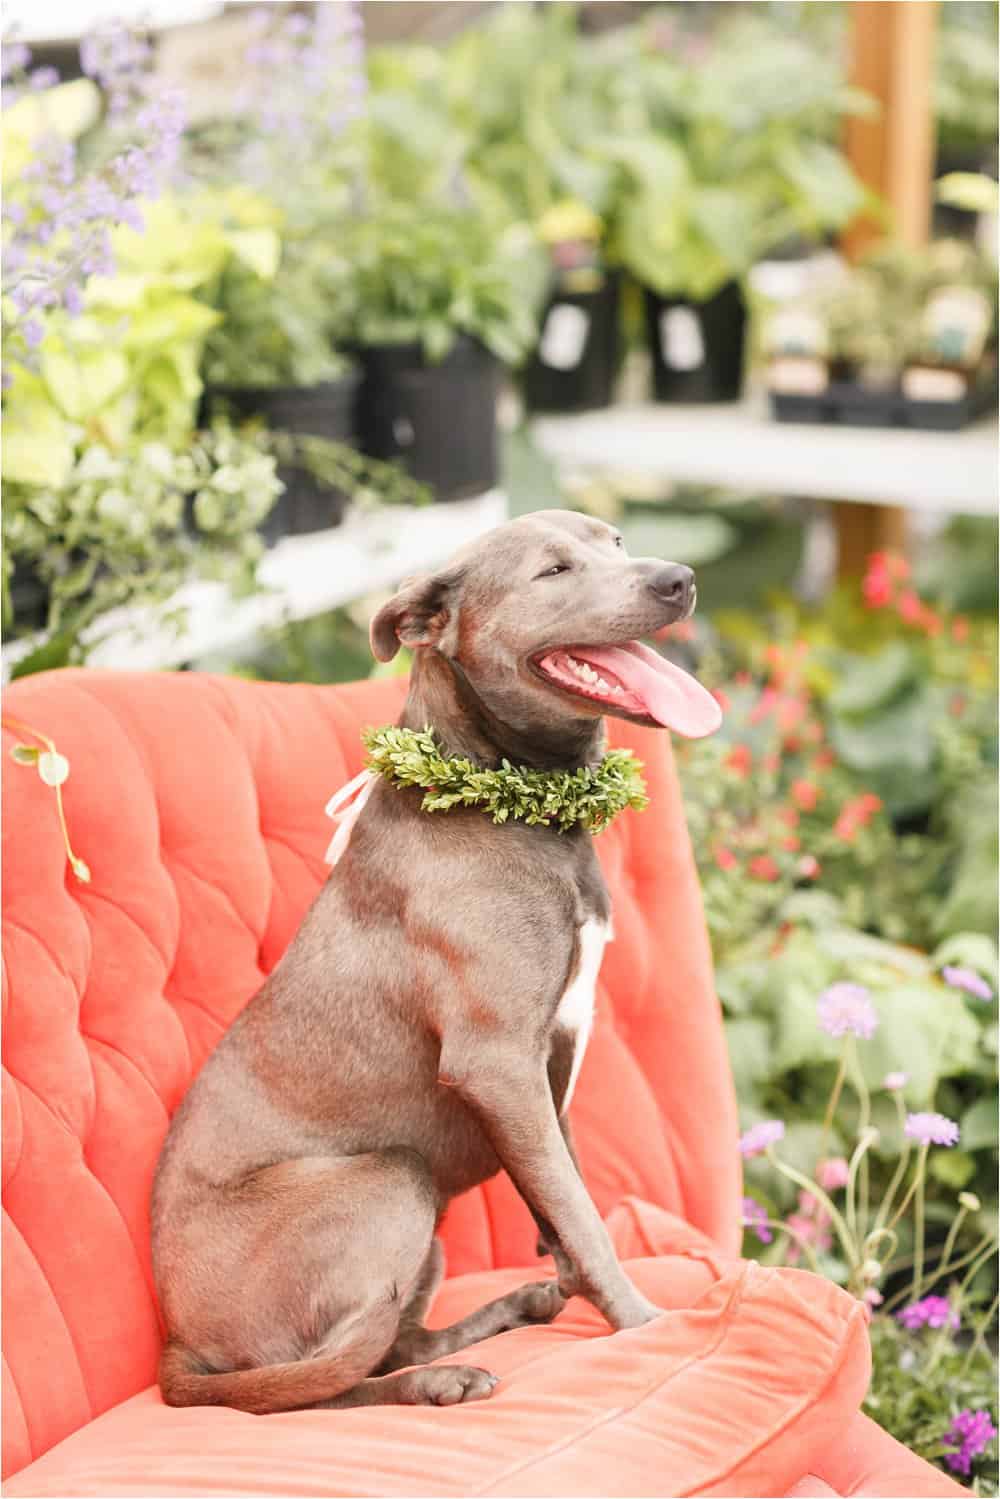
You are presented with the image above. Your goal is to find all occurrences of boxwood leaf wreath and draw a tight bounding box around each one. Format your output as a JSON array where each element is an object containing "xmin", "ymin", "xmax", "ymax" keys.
[{"xmin": 363, "ymin": 725, "xmax": 648, "ymax": 833}]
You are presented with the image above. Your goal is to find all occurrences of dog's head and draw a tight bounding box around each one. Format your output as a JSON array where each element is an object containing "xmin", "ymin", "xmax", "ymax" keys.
[{"xmin": 370, "ymin": 509, "xmax": 722, "ymax": 739}]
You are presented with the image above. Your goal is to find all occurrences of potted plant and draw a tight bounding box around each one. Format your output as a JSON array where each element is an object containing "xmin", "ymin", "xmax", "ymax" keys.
[
  {"xmin": 200, "ymin": 232, "xmax": 363, "ymax": 541},
  {"xmin": 342, "ymin": 200, "xmax": 542, "ymax": 500},
  {"xmin": 437, "ymin": 3, "xmax": 622, "ymax": 413},
  {"xmin": 608, "ymin": 13, "xmax": 870, "ymax": 403}
]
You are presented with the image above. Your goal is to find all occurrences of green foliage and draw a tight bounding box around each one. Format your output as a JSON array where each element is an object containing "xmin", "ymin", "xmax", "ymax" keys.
[
  {"xmin": 2, "ymin": 428, "xmax": 282, "ymax": 669},
  {"xmin": 935, "ymin": 1, "xmax": 999, "ymax": 156},
  {"xmin": 866, "ymin": 1320, "xmax": 997, "ymax": 1494},
  {"xmin": 340, "ymin": 202, "xmax": 544, "ymax": 364},
  {"xmin": 363, "ymin": 725, "xmax": 647, "ymax": 833}
]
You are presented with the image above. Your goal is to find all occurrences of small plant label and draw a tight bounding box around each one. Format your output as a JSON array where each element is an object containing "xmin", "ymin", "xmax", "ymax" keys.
[
  {"xmin": 660, "ymin": 307, "xmax": 704, "ymax": 371},
  {"xmin": 539, "ymin": 304, "xmax": 590, "ymax": 370}
]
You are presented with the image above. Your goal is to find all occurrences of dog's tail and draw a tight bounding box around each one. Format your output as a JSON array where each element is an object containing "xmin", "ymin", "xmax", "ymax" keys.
[{"xmin": 159, "ymin": 1299, "xmax": 399, "ymax": 1414}]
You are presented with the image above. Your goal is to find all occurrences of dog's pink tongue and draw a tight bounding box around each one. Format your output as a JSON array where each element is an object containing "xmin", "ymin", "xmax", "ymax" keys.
[{"xmin": 577, "ymin": 642, "xmax": 723, "ymax": 738}]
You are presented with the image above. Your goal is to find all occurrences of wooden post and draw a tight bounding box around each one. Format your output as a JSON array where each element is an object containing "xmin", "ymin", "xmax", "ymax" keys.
[{"xmin": 834, "ymin": 0, "xmax": 939, "ymax": 576}]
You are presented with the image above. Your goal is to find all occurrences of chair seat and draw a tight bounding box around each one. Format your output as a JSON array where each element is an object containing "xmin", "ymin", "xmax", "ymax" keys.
[{"xmin": 5, "ymin": 1202, "xmax": 882, "ymax": 1499}]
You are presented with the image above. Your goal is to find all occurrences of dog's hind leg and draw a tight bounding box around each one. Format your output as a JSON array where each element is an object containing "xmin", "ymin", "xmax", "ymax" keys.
[{"xmin": 379, "ymin": 1277, "xmax": 565, "ymax": 1372}]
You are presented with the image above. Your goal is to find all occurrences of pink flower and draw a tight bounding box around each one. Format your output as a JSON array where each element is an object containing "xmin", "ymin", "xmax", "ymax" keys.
[
  {"xmin": 904, "ymin": 1112, "xmax": 960, "ymax": 1147},
  {"xmin": 883, "ymin": 1071, "xmax": 907, "ymax": 1091},
  {"xmin": 749, "ymin": 854, "xmax": 780, "ymax": 882},
  {"xmin": 741, "ymin": 1197, "xmax": 772, "ymax": 1245},
  {"xmin": 797, "ymin": 854, "xmax": 820, "ymax": 880},
  {"xmin": 817, "ymin": 983, "xmax": 878, "ymax": 1039},
  {"xmin": 816, "ymin": 1157, "xmax": 850, "ymax": 1191},
  {"xmin": 943, "ymin": 1408, "xmax": 996, "ymax": 1476},
  {"xmin": 791, "ymin": 779, "xmax": 820, "ymax": 811},
  {"xmin": 863, "ymin": 1287, "xmax": 883, "ymax": 1309},
  {"xmin": 725, "ymin": 743, "xmax": 752, "ymax": 778},
  {"xmin": 941, "ymin": 965, "xmax": 993, "ymax": 1001},
  {"xmin": 714, "ymin": 845, "xmax": 738, "ymax": 872},
  {"xmin": 785, "ymin": 1191, "xmax": 833, "ymax": 1263},
  {"xmin": 739, "ymin": 1120, "xmax": 785, "ymax": 1158},
  {"xmin": 898, "ymin": 1295, "xmax": 959, "ymax": 1332}
]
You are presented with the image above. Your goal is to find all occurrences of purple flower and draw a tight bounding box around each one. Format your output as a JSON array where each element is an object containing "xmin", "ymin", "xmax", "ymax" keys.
[
  {"xmin": 904, "ymin": 1112, "xmax": 960, "ymax": 1147},
  {"xmin": 21, "ymin": 318, "xmax": 44, "ymax": 348},
  {"xmin": 29, "ymin": 65, "xmax": 59, "ymax": 90},
  {"xmin": 941, "ymin": 965, "xmax": 993, "ymax": 1001},
  {"xmin": 1, "ymin": 41, "xmax": 30, "ymax": 79},
  {"xmin": 942, "ymin": 1408, "xmax": 997, "ymax": 1476},
  {"xmin": 740, "ymin": 1197, "xmax": 773, "ymax": 1244},
  {"xmin": 817, "ymin": 983, "xmax": 879, "ymax": 1039},
  {"xmin": 739, "ymin": 1120, "xmax": 785, "ymax": 1158},
  {"xmin": 897, "ymin": 1295, "xmax": 960, "ymax": 1332}
]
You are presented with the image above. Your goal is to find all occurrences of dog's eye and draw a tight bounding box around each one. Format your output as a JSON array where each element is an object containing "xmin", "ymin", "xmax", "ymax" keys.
[{"xmin": 536, "ymin": 563, "xmax": 571, "ymax": 579}]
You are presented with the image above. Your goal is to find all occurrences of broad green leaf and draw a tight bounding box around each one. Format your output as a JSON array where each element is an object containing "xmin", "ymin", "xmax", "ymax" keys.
[
  {"xmin": 929, "ymin": 1149, "xmax": 975, "ymax": 1190},
  {"xmin": 225, "ymin": 227, "xmax": 281, "ymax": 280},
  {"xmin": 960, "ymin": 1096, "xmax": 999, "ymax": 1151},
  {"xmin": 828, "ymin": 643, "xmax": 919, "ymax": 716},
  {"xmin": 41, "ymin": 348, "xmax": 129, "ymax": 421},
  {"xmin": 3, "ymin": 398, "xmax": 77, "ymax": 487},
  {"xmin": 725, "ymin": 1017, "xmax": 772, "ymax": 1100},
  {"xmin": 120, "ymin": 296, "xmax": 220, "ymax": 350},
  {"xmin": 856, "ymin": 983, "xmax": 981, "ymax": 1102}
]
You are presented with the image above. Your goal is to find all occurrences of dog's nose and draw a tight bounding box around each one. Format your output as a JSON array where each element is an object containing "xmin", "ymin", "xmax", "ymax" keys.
[{"xmin": 649, "ymin": 563, "xmax": 695, "ymax": 616}]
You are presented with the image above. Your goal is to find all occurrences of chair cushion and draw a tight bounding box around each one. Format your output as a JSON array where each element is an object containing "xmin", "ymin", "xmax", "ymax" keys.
[
  {"xmin": 3, "ymin": 669, "xmax": 739, "ymax": 1477},
  {"xmin": 4, "ymin": 1205, "xmax": 872, "ymax": 1499}
]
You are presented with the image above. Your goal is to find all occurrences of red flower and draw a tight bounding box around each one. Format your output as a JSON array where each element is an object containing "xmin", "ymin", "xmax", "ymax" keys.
[
  {"xmin": 862, "ymin": 558, "xmax": 893, "ymax": 610},
  {"xmin": 792, "ymin": 779, "xmax": 820, "ymax": 811},
  {"xmin": 834, "ymin": 809, "xmax": 858, "ymax": 842},
  {"xmin": 749, "ymin": 855, "xmax": 780, "ymax": 882},
  {"xmin": 897, "ymin": 589, "xmax": 924, "ymax": 624},
  {"xmin": 711, "ymin": 687, "xmax": 731, "ymax": 713},
  {"xmin": 714, "ymin": 845, "xmax": 738, "ymax": 872},
  {"xmin": 797, "ymin": 854, "xmax": 821, "ymax": 880},
  {"xmin": 749, "ymin": 686, "xmax": 778, "ymax": 724},
  {"xmin": 762, "ymin": 752, "xmax": 780, "ymax": 773},
  {"xmin": 734, "ymin": 671, "xmax": 751, "ymax": 686},
  {"xmin": 949, "ymin": 692, "xmax": 966, "ymax": 717},
  {"xmin": 952, "ymin": 617, "xmax": 970, "ymax": 644},
  {"xmin": 814, "ymin": 749, "xmax": 836, "ymax": 771},
  {"xmin": 725, "ymin": 744, "xmax": 753, "ymax": 777},
  {"xmin": 781, "ymin": 834, "xmax": 801, "ymax": 852},
  {"xmin": 777, "ymin": 806, "xmax": 800, "ymax": 828}
]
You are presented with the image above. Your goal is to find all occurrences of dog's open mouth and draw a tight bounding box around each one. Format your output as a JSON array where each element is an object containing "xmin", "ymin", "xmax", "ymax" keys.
[{"xmin": 533, "ymin": 641, "xmax": 723, "ymax": 739}]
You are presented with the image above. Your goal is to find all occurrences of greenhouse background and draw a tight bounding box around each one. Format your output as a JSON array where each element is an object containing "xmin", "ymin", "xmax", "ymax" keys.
[{"xmin": 2, "ymin": 1, "xmax": 998, "ymax": 1494}]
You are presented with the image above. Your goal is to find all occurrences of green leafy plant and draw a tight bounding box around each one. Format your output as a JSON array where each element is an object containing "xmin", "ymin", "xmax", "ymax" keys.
[
  {"xmin": 2, "ymin": 427, "xmax": 282, "ymax": 673},
  {"xmin": 341, "ymin": 201, "xmax": 544, "ymax": 363},
  {"xmin": 605, "ymin": 12, "xmax": 871, "ymax": 300}
]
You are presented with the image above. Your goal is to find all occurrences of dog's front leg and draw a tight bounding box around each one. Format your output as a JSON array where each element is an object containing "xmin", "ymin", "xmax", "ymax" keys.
[{"xmin": 440, "ymin": 1039, "xmax": 660, "ymax": 1330}]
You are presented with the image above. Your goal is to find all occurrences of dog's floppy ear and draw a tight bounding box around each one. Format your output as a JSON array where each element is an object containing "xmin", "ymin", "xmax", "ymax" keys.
[{"xmin": 369, "ymin": 569, "xmax": 463, "ymax": 663}]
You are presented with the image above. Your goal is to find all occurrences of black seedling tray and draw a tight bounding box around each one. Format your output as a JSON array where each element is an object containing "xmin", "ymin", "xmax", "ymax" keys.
[{"xmin": 770, "ymin": 371, "xmax": 996, "ymax": 432}]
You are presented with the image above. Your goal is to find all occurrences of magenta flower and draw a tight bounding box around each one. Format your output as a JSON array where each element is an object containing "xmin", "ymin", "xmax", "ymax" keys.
[
  {"xmin": 816, "ymin": 1157, "xmax": 850, "ymax": 1191},
  {"xmin": 817, "ymin": 983, "xmax": 878, "ymax": 1039},
  {"xmin": 904, "ymin": 1112, "xmax": 960, "ymax": 1147},
  {"xmin": 740, "ymin": 1197, "xmax": 772, "ymax": 1245},
  {"xmin": 942, "ymin": 1408, "xmax": 996, "ymax": 1476},
  {"xmin": 941, "ymin": 965, "xmax": 993, "ymax": 1001},
  {"xmin": 897, "ymin": 1295, "xmax": 960, "ymax": 1331},
  {"xmin": 883, "ymin": 1071, "xmax": 907, "ymax": 1091},
  {"xmin": 739, "ymin": 1120, "xmax": 785, "ymax": 1158}
]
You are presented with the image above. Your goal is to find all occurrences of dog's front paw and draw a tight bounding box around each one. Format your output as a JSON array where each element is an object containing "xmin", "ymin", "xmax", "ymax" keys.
[{"xmin": 508, "ymin": 1280, "xmax": 566, "ymax": 1325}]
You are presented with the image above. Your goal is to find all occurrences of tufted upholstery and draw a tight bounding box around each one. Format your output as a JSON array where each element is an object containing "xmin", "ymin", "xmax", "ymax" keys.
[{"xmin": 2, "ymin": 670, "xmax": 966, "ymax": 1497}]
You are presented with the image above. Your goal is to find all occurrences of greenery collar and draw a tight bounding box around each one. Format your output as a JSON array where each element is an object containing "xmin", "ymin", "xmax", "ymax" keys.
[{"xmin": 363, "ymin": 725, "xmax": 647, "ymax": 834}]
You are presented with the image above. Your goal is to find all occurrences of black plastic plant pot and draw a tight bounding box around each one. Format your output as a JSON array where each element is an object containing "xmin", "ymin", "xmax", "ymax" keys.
[
  {"xmin": 644, "ymin": 280, "xmax": 747, "ymax": 404},
  {"xmin": 201, "ymin": 369, "xmax": 361, "ymax": 543},
  {"xmin": 522, "ymin": 272, "xmax": 621, "ymax": 414},
  {"xmin": 355, "ymin": 335, "xmax": 499, "ymax": 502},
  {"xmin": 9, "ymin": 559, "xmax": 49, "ymax": 634}
]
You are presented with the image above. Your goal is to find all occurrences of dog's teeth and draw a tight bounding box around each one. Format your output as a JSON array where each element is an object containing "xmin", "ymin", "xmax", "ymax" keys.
[
  {"xmin": 595, "ymin": 677, "xmax": 610, "ymax": 691},
  {"xmin": 612, "ymin": 684, "xmax": 623, "ymax": 694}
]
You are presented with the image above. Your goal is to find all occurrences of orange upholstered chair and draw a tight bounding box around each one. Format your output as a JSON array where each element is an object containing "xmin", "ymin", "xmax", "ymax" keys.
[{"xmin": 2, "ymin": 669, "xmax": 966, "ymax": 1496}]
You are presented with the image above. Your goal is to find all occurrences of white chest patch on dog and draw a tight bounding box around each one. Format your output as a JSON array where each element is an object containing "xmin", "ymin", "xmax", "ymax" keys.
[{"xmin": 554, "ymin": 917, "xmax": 611, "ymax": 1111}]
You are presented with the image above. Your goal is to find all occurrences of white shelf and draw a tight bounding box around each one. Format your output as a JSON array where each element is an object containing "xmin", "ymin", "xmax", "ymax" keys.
[
  {"xmin": 3, "ymin": 491, "xmax": 508, "ymax": 677},
  {"xmin": 532, "ymin": 397, "xmax": 998, "ymax": 517}
]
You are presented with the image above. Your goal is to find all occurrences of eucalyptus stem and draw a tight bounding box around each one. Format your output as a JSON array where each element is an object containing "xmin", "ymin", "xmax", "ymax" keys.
[
  {"xmin": 845, "ymin": 1036, "xmax": 872, "ymax": 1237},
  {"xmin": 910, "ymin": 1147, "xmax": 929, "ymax": 1301},
  {"xmin": 873, "ymin": 1094, "xmax": 911, "ymax": 1234},
  {"xmin": 936, "ymin": 1203, "xmax": 971, "ymax": 1282},
  {"xmin": 882, "ymin": 1233, "xmax": 998, "ymax": 1315},
  {"xmin": 820, "ymin": 1040, "xmax": 849, "ymax": 1155},
  {"xmin": 846, "ymin": 1126, "xmax": 878, "ymax": 1249},
  {"xmin": 765, "ymin": 1147, "xmax": 861, "ymax": 1276},
  {"xmin": 960, "ymin": 1289, "xmax": 1000, "ymax": 1376},
  {"xmin": 758, "ymin": 1218, "xmax": 822, "ymax": 1275},
  {"xmin": 884, "ymin": 1144, "xmax": 929, "ymax": 1236}
]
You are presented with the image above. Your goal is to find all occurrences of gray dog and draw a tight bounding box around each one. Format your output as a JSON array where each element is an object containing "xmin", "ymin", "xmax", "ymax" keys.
[{"xmin": 152, "ymin": 508, "xmax": 722, "ymax": 1413}]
